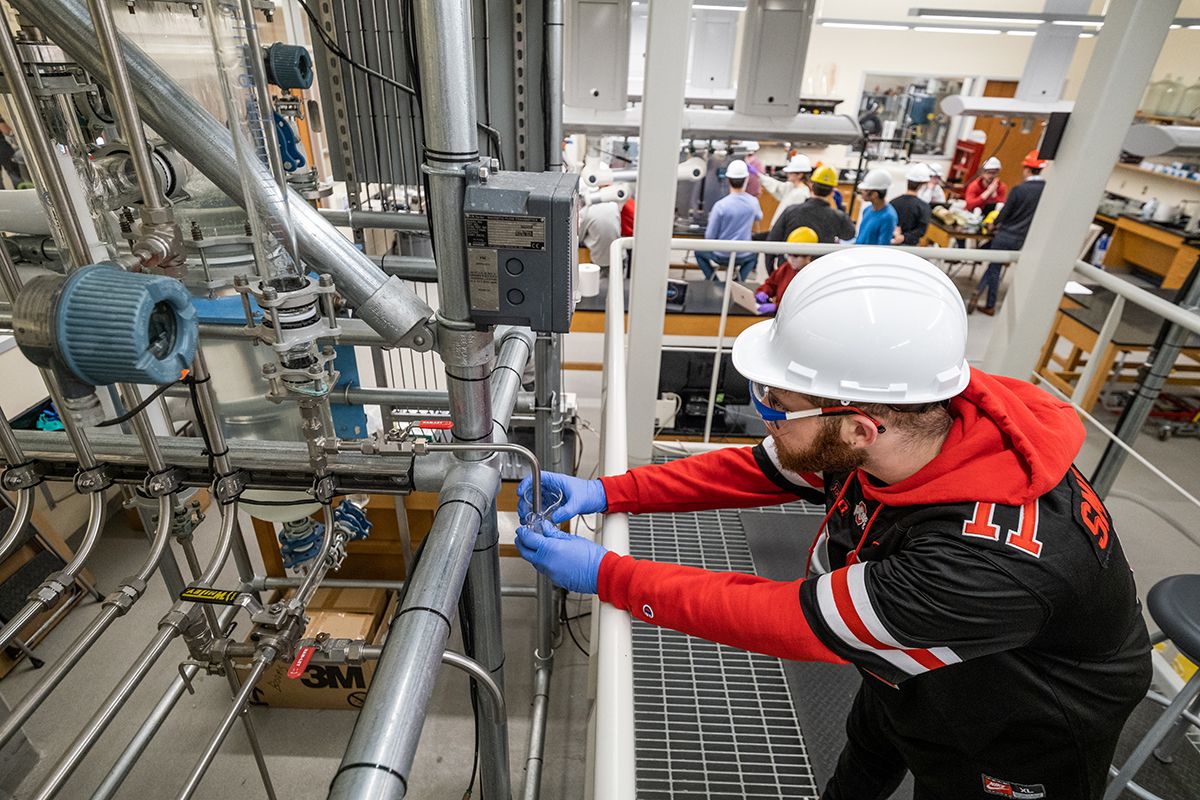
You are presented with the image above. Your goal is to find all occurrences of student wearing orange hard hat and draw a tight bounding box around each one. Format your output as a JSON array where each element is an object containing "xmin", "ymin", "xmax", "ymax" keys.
[{"xmin": 969, "ymin": 149, "xmax": 1049, "ymax": 315}]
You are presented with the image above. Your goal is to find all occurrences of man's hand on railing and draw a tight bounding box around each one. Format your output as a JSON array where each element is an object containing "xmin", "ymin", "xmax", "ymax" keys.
[
  {"xmin": 515, "ymin": 520, "xmax": 608, "ymax": 595},
  {"xmin": 518, "ymin": 471, "xmax": 608, "ymax": 525}
]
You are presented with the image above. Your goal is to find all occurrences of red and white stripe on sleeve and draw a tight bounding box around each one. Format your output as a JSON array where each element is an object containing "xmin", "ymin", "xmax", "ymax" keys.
[{"xmin": 811, "ymin": 563, "xmax": 962, "ymax": 678}]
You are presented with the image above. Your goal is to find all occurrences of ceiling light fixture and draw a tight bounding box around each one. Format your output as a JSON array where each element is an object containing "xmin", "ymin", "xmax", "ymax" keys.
[
  {"xmin": 820, "ymin": 21, "xmax": 910, "ymax": 31},
  {"xmin": 913, "ymin": 25, "xmax": 1003, "ymax": 34},
  {"xmin": 1005, "ymin": 30, "xmax": 1037, "ymax": 36}
]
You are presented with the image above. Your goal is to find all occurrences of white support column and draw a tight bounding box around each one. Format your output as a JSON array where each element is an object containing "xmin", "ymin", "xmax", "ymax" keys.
[
  {"xmin": 982, "ymin": 0, "xmax": 1179, "ymax": 379},
  {"xmin": 625, "ymin": 0, "xmax": 692, "ymax": 465}
]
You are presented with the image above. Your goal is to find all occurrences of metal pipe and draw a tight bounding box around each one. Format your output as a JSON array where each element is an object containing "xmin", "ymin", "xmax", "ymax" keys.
[
  {"xmin": 0, "ymin": 490, "xmax": 104, "ymax": 650},
  {"xmin": 319, "ymin": 208, "xmax": 430, "ymax": 232},
  {"xmin": 88, "ymin": 604, "xmax": 238, "ymax": 800},
  {"xmin": 12, "ymin": 0, "xmax": 435, "ymax": 350},
  {"xmin": 442, "ymin": 650, "xmax": 507, "ymax": 727},
  {"xmin": 84, "ymin": 0, "xmax": 168, "ymax": 214},
  {"xmin": 330, "ymin": 333, "xmax": 528, "ymax": 798},
  {"xmin": 0, "ymin": 494, "xmax": 172, "ymax": 751},
  {"xmin": 544, "ymin": 0, "xmax": 563, "ymax": 170},
  {"xmin": 342, "ymin": 386, "xmax": 534, "ymax": 414},
  {"xmin": 175, "ymin": 654, "xmax": 275, "ymax": 800},
  {"xmin": 0, "ymin": 12, "xmax": 91, "ymax": 265},
  {"xmin": 245, "ymin": 575, "xmax": 539, "ymax": 598},
  {"xmin": 458, "ymin": 502, "xmax": 512, "ymax": 800},
  {"xmin": 524, "ymin": 666, "xmax": 552, "ymax": 800},
  {"xmin": 0, "ymin": 487, "xmax": 34, "ymax": 563}
]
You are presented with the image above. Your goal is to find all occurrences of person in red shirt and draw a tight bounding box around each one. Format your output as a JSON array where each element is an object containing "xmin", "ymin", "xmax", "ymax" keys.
[
  {"xmin": 753, "ymin": 226, "xmax": 816, "ymax": 313},
  {"xmin": 514, "ymin": 248, "xmax": 1150, "ymax": 800},
  {"xmin": 964, "ymin": 156, "xmax": 1007, "ymax": 213}
]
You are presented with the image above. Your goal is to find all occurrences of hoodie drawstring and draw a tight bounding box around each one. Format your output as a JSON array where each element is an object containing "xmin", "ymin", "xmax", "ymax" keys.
[{"xmin": 805, "ymin": 474, "xmax": 856, "ymax": 578}]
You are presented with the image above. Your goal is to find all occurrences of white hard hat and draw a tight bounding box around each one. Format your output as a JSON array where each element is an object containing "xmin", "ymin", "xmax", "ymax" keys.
[
  {"xmin": 982, "ymin": 157, "xmax": 1002, "ymax": 171},
  {"xmin": 858, "ymin": 168, "xmax": 891, "ymax": 192},
  {"xmin": 731, "ymin": 247, "xmax": 970, "ymax": 404},
  {"xmin": 783, "ymin": 154, "xmax": 813, "ymax": 173},
  {"xmin": 905, "ymin": 163, "xmax": 932, "ymax": 183},
  {"xmin": 927, "ymin": 162, "xmax": 943, "ymax": 178},
  {"xmin": 726, "ymin": 159, "xmax": 750, "ymax": 180},
  {"xmin": 968, "ymin": 130, "xmax": 988, "ymax": 144},
  {"xmin": 743, "ymin": 140, "xmax": 760, "ymax": 153}
]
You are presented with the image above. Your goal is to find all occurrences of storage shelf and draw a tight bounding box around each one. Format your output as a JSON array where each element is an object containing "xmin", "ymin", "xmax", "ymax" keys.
[{"xmin": 1115, "ymin": 163, "xmax": 1200, "ymax": 189}]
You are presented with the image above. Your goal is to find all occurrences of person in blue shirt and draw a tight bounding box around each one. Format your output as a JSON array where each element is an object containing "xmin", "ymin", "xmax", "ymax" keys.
[
  {"xmin": 694, "ymin": 159, "xmax": 763, "ymax": 281},
  {"xmin": 854, "ymin": 168, "xmax": 898, "ymax": 246}
]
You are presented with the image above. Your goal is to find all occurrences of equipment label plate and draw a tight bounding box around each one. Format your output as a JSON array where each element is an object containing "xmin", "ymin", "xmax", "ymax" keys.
[
  {"xmin": 466, "ymin": 214, "xmax": 546, "ymax": 250},
  {"xmin": 467, "ymin": 248, "xmax": 500, "ymax": 311}
]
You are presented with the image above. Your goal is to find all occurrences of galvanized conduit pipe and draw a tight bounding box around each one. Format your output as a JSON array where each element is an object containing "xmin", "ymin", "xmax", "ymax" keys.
[
  {"xmin": 319, "ymin": 208, "xmax": 430, "ymax": 233},
  {"xmin": 11, "ymin": 0, "xmax": 435, "ymax": 350},
  {"xmin": 329, "ymin": 339, "xmax": 529, "ymax": 799}
]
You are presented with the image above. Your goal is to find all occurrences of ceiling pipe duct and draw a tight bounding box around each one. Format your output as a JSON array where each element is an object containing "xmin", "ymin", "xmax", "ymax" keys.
[
  {"xmin": 12, "ymin": 0, "xmax": 435, "ymax": 351},
  {"xmin": 563, "ymin": 104, "xmax": 863, "ymax": 143}
]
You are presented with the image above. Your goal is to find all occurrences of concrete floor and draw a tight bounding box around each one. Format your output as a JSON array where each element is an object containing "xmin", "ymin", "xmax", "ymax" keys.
[{"xmin": 4, "ymin": 264, "xmax": 1200, "ymax": 799}]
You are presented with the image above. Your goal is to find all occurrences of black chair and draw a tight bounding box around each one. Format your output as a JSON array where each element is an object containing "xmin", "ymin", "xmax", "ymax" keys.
[{"xmin": 1106, "ymin": 575, "xmax": 1200, "ymax": 799}]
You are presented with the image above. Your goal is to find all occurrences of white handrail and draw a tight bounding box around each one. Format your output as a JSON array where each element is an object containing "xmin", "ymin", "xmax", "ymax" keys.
[
  {"xmin": 589, "ymin": 237, "xmax": 637, "ymax": 800},
  {"xmin": 1073, "ymin": 260, "xmax": 1200, "ymax": 336},
  {"xmin": 665, "ymin": 239, "xmax": 1021, "ymax": 262}
]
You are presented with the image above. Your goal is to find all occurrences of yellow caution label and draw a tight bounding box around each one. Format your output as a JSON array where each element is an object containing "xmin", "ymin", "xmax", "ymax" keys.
[{"xmin": 179, "ymin": 587, "xmax": 240, "ymax": 605}]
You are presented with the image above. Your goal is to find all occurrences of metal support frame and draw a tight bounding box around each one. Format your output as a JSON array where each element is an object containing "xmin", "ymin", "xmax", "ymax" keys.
[
  {"xmin": 981, "ymin": 0, "xmax": 1180, "ymax": 378},
  {"xmin": 625, "ymin": 0, "xmax": 693, "ymax": 465}
]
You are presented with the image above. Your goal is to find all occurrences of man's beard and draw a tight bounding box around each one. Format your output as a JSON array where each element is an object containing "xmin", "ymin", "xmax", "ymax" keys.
[{"xmin": 775, "ymin": 420, "xmax": 867, "ymax": 474}]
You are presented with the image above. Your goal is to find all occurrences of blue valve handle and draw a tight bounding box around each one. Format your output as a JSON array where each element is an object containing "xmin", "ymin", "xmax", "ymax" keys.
[{"xmin": 273, "ymin": 111, "xmax": 306, "ymax": 172}]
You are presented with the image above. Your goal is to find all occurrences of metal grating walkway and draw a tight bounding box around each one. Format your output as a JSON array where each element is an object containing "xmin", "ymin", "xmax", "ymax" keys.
[{"xmin": 628, "ymin": 504, "xmax": 821, "ymax": 799}]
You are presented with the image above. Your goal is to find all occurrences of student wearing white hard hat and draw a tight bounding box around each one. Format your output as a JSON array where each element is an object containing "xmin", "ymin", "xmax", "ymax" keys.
[
  {"xmin": 758, "ymin": 154, "xmax": 813, "ymax": 226},
  {"xmin": 889, "ymin": 164, "xmax": 932, "ymax": 245},
  {"xmin": 852, "ymin": 168, "xmax": 897, "ymax": 246},
  {"xmin": 916, "ymin": 162, "xmax": 946, "ymax": 205},
  {"xmin": 693, "ymin": 159, "xmax": 763, "ymax": 280},
  {"xmin": 513, "ymin": 248, "xmax": 1150, "ymax": 800},
  {"xmin": 965, "ymin": 155, "xmax": 1007, "ymax": 213}
]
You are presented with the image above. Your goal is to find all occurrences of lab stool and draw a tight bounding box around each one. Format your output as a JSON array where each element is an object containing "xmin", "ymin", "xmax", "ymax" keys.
[{"xmin": 1105, "ymin": 574, "xmax": 1200, "ymax": 800}]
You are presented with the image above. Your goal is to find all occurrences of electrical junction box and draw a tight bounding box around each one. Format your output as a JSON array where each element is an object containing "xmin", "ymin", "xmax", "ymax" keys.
[{"xmin": 464, "ymin": 169, "xmax": 579, "ymax": 333}]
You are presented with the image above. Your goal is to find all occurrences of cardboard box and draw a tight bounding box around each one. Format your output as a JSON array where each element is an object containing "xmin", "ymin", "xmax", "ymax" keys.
[{"xmin": 237, "ymin": 591, "xmax": 394, "ymax": 709}]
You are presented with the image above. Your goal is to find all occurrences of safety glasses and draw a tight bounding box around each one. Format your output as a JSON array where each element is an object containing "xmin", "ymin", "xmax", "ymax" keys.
[{"xmin": 748, "ymin": 381, "xmax": 887, "ymax": 433}]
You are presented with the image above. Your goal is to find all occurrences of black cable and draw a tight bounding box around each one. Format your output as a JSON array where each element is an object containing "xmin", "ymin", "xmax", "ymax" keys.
[
  {"xmin": 293, "ymin": 0, "xmax": 503, "ymax": 169},
  {"xmin": 559, "ymin": 593, "xmax": 590, "ymax": 657},
  {"xmin": 96, "ymin": 378, "xmax": 183, "ymax": 428}
]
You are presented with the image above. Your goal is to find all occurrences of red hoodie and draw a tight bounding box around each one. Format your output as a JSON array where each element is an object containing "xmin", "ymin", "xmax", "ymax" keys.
[{"xmin": 595, "ymin": 370, "xmax": 1150, "ymax": 796}]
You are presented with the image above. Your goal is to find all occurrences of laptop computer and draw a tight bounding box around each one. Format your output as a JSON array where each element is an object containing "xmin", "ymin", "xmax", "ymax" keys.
[{"xmin": 729, "ymin": 280, "xmax": 769, "ymax": 315}]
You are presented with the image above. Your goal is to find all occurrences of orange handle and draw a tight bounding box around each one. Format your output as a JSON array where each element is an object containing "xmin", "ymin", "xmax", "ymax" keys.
[{"xmin": 288, "ymin": 645, "xmax": 316, "ymax": 679}]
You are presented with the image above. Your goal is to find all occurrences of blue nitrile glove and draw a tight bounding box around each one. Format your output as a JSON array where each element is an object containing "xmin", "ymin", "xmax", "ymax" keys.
[
  {"xmin": 515, "ymin": 520, "xmax": 607, "ymax": 595},
  {"xmin": 754, "ymin": 291, "xmax": 769, "ymax": 303},
  {"xmin": 756, "ymin": 302, "xmax": 777, "ymax": 314},
  {"xmin": 517, "ymin": 471, "xmax": 607, "ymax": 525}
]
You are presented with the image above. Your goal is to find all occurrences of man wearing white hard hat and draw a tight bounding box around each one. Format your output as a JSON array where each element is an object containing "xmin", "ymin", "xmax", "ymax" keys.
[
  {"xmin": 917, "ymin": 161, "xmax": 947, "ymax": 205},
  {"xmin": 693, "ymin": 158, "xmax": 762, "ymax": 281},
  {"xmin": 513, "ymin": 249, "xmax": 1151, "ymax": 799},
  {"xmin": 853, "ymin": 168, "xmax": 897, "ymax": 246},
  {"xmin": 965, "ymin": 155, "xmax": 1007, "ymax": 213},
  {"xmin": 889, "ymin": 163, "xmax": 932, "ymax": 245},
  {"xmin": 758, "ymin": 154, "xmax": 813, "ymax": 226}
]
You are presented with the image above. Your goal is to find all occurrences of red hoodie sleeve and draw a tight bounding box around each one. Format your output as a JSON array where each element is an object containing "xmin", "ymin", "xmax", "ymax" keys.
[
  {"xmin": 758, "ymin": 268, "xmax": 782, "ymax": 301},
  {"xmin": 599, "ymin": 440, "xmax": 824, "ymax": 514},
  {"xmin": 964, "ymin": 178, "xmax": 986, "ymax": 211},
  {"xmin": 598, "ymin": 552, "xmax": 846, "ymax": 664}
]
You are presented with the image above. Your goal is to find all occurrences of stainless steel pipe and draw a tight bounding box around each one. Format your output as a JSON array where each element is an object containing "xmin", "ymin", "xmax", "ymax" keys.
[
  {"xmin": 84, "ymin": 0, "xmax": 169, "ymax": 214},
  {"xmin": 12, "ymin": 0, "xmax": 435, "ymax": 350},
  {"xmin": 319, "ymin": 208, "xmax": 431, "ymax": 232}
]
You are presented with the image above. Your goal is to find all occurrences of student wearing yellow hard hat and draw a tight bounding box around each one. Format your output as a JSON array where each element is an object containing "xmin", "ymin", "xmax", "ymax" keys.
[
  {"xmin": 764, "ymin": 165, "xmax": 855, "ymax": 272},
  {"xmin": 754, "ymin": 227, "xmax": 817, "ymax": 314}
]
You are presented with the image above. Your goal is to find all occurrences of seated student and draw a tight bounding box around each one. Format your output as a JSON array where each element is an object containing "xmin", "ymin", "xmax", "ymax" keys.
[
  {"xmin": 694, "ymin": 159, "xmax": 762, "ymax": 281},
  {"xmin": 754, "ymin": 227, "xmax": 816, "ymax": 314},
  {"xmin": 965, "ymin": 157, "xmax": 1007, "ymax": 214}
]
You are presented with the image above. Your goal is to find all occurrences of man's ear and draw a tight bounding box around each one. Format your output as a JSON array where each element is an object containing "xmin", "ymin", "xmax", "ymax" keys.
[{"xmin": 847, "ymin": 416, "xmax": 881, "ymax": 449}]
